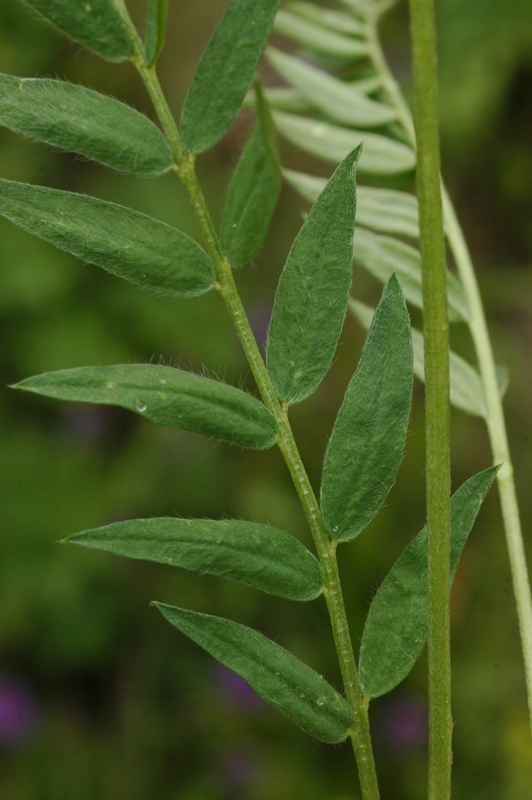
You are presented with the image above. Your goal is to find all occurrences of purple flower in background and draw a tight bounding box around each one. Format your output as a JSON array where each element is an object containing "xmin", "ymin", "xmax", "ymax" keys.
[
  {"xmin": 0, "ymin": 675, "xmax": 40, "ymax": 745},
  {"xmin": 376, "ymin": 694, "xmax": 428, "ymax": 752},
  {"xmin": 211, "ymin": 664, "xmax": 266, "ymax": 712}
]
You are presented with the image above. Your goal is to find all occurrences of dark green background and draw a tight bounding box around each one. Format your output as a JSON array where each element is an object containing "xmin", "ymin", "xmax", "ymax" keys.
[{"xmin": 1, "ymin": 1, "xmax": 531, "ymax": 798}]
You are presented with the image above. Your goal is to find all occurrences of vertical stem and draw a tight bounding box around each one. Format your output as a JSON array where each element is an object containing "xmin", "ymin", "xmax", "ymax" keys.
[
  {"xmin": 370, "ymin": 0, "xmax": 532, "ymax": 737},
  {"xmin": 408, "ymin": 0, "xmax": 452, "ymax": 797}
]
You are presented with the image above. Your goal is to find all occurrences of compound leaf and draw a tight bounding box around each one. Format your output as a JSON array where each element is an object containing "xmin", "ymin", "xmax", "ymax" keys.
[
  {"xmin": 267, "ymin": 47, "xmax": 396, "ymax": 128},
  {"xmin": 267, "ymin": 147, "xmax": 360, "ymax": 404},
  {"xmin": 359, "ymin": 466, "xmax": 499, "ymax": 697},
  {"xmin": 350, "ymin": 300, "xmax": 486, "ymax": 417},
  {"xmin": 181, "ymin": 0, "xmax": 280, "ymax": 154},
  {"xmin": 273, "ymin": 9, "xmax": 367, "ymax": 57},
  {"xmin": 13, "ymin": 364, "xmax": 278, "ymax": 450},
  {"xmin": 273, "ymin": 111, "xmax": 416, "ymax": 175},
  {"xmin": 321, "ymin": 276, "xmax": 413, "ymax": 540},
  {"xmin": 354, "ymin": 227, "xmax": 469, "ymax": 322},
  {"xmin": 220, "ymin": 83, "xmax": 281, "ymax": 267},
  {"xmin": 25, "ymin": 0, "xmax": 131, "ymax": 62},
  {"xmin": 286, "ymin": 1, "xmax": 367, "ymax": 36},
  {"xmin": 0, "ymin": 75, "xmax": 172, "ymax": 176},
  {"xmin": 67, "ymin": 518, "xmax": 323, "ymax": 601},
  {"xmin": 155, "ymin": 604, "xmax": 353, "ymax": 743},
  {"xmin": 0, "ymin": 179, "xmax": 214, "ymax": 297},
  {"xmin": 284, "ymin": 170, "xmax": 420, "ymax": 239}
]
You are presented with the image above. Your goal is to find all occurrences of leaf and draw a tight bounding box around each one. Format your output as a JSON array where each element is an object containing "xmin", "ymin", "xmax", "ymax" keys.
[
  {"xmin": 283, "ymin": 170, "xmax": 420, "ymax": 239},
  {"xmin": 358, "ymin": 466, "xmax": 499, "ymax": 698},
  {"xmin": 267, "ymin": 147, "xmax": 361, "ymax": 404},
  {"xmin": 273, "ymin": 111, "xmax": 416, "ymax": 175},
  {"xmin": 339, "ymin": 0, "xmax": 371, "ymax": 18},
  {"xmin": 25, "ymin": 0, "xmax": 131, "ymax": 62},
  {"xmin": 0, "ymin": 179, "xmax": 214, "ymax": 298},
  {"xmin": 145, "ymin": 0, "xmax": 169, "ymax": 67},
  {"xmin": 321, "ymin": 276, "xmax": 413, "ymax": 540},
  {"xmin": 13, "ymin": 364, "xmax": 278, "ymax": 450},
  {"xmin": 286, "ymin": 1, "xmax": 367, "ymax": 36},
  {"xmin": 0, "ymin": 75, "xmax": 172, "ymax": 177},
  {"xmin": 350, "ymin": 300, "xmax": 486, "ymax": 417},
  {"xmin": 273, "ymin": 10, "xmax": 368, "ymax": 58},
  {"xmin": 67, "ymin": 518, "xmax": 323, "ymax": 601},
  {"xmin": 180, "ymin": 0, "xmax": 280, "ymax": 154},
  {"xmin": 220, "ymin": 84, "xmax": 281, "ymax": 267},
  {"xmin": 267, "ymin": 48, "xmax": 396, "ymax": 128},
  {"xmin": 354, "ymin": 227, "xmax": 469, "ymax": 322},
  {"xmin": 155, "ymin": 604, "xmax": 353, "ymax": 743},
  {"xmin": 247, "ymin": 87, "xmax": 314, "ymax": 113}
]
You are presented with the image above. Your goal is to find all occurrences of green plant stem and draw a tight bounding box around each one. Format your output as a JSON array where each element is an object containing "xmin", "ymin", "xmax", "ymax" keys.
[
  {"xmin": 408, "ymin": 1, "xmax": 452, "ymax": 796},
  {"xmin": 112, "ymin": 3, "xmax": 381, "ymax": 795},
  {"xmin": 368, "ymin": 0, "xmax": 532, "ymax": 734}
]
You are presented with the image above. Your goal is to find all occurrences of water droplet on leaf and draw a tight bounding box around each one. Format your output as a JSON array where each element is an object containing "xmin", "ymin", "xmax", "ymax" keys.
[{"xmin": 135, "ymin": 399, "xmax": 147, "ymax": 413}]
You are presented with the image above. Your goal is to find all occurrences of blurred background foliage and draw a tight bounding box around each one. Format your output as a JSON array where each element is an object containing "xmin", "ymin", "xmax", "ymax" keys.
[{"xmin": 0, "ymin": 0, "xmax": 531, "ymax": 798}]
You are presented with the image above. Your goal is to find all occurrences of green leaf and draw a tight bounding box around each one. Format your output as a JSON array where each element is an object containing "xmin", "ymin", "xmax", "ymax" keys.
[
  {"xmin": 338, "ymin": 0, "xmax": 371, "ymax": 18},
  {"xmin": 0, "ymin": 75, "xmax": 172, "ymax": 177},
  {"xmin": 67, "ymin": 518, "xmax": 323, "ymax": 601},
  {"xmin": 273, "ymin": 10, "xmax": 368, "ymax": 57},
  {"xmin": 272, "ymin": 111, "xmax": 416, "ymax": 175},
  {"xmin": 283, "ymin": 170, "xmax": 420, "ymax": 239},
  {"xmin": 155, "ymin": 604, "xmax": 353, "ymax": 743},
  {"xmin": 286, "ymin": 1, "xmax": 368, "ymax": 36},
  {"xmin": 0, "ymin": 179, "xmax": 214, "ymax": 298},
  {"xmin": 246, "ymin": 86, "xmax": 314, "ymax": 113},
  {"xmin": 321, "ymin": 276, "xmax": 413, "ymax": 540},
  {"xmin": 145, "ymin": 0, "xmax": 169, "ymax": 67},
  {"xmin": 359, "ymin": 466, "xmax": 499, "ymax": 697},
  {"xmin": 220, "ymin": 84, "xmax": 281, "ymax": 267},
  {"xmin": 267, "ymin": 147, "xmax": 361, "ymax": 404},
  {"xmin": 267, "ymin": 48, "xmax": 396, "ymax": 128},
  {"xmin": 25, "ymin": 0, "xmax": 131, "ymax": 62},
  {"xmin": 350, "ymin": 300, "xmax": 486, "ymax": 417},
  {"xmin": 13, "ymin": 364, "xmax": 278, "ymax": 450},
  {"xmin": 354, "ymin": 227, "xmax": 469, "ymax": 322},
  {"xmin": 181, "ymin": 0, "xmax": 280, "ymax": 154}
]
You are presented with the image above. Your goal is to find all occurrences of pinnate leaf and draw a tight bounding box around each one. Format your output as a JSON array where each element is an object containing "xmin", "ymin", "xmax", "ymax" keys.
[
  {"xmin": 359, "ymin": 466, "xmax": 499, "ymax": 697},
  {"xmin": 267, "ymin": 146, "xmax": 361, "ymax": 404},
  {"xmin": 273, "ymin": 111, "xmax": 416, "ymax": 175},
  {"xmin": 286, "ymin": 1, "xmax": 367, "ymax": 36},
  {"xmin": 273, "ymin": 9, "xmax": 367, "ymax": 57},
  {"xmin": 155, "ymin": 604, "xmax": 353, "ymax": 743},
  {"xmin": 354, "ymin": 227, "xmax": 469, "ymax": 322},
  {"xmin": 67, "ymin": 518, "xmax": 323, "ymax": 601},
  {"xmin": 25, "ymin": 0, "xmax": 131, "ymax": 62},
  {"xmin": 350, "ymin": 300, "xmax": 486, "ymax": 417},
  {"xmin": 181, "ymin": 0, "xmax": 280, "ymax": 154},
  {"xmin": 220, "ymin": 84, "xmax": 281, "ymax": 267},
  {"xmin": 0, "ymin": 179, "xmax": 214, "ymax": 297},
  {"xmin": 267, "ymin": 48, "xmax": 396, "ymax": 128},
  {"xmin": 321, "ymin": 276, "xmax": 413, "ymax": 540},
  {"xmin": 0, "ymin": 75, "xmax": 172, "ymax": 177},
  {"xmin": 13, "ymin": 364, "xmax": 278, "ymax": 450},
  {"xmin": 284, "ymin": 170, "xmax": 420, "ymax": 239},
  {"xmin": 145, "ymin": 0, "xmax": 168, "ymax": 67}
]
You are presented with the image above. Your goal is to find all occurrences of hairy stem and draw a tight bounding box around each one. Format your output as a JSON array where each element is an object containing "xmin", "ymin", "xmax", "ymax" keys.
[
  {"xmin": 408, "ymin": 0, "xmax": 452, "ymax": 796},
  {"xmin": 112, "ymin": 3, "xmax": 381, "ymax": 795},
  {"xmin": 368, "ymin": 0, "xmax": 532, "ymax": 736}
]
